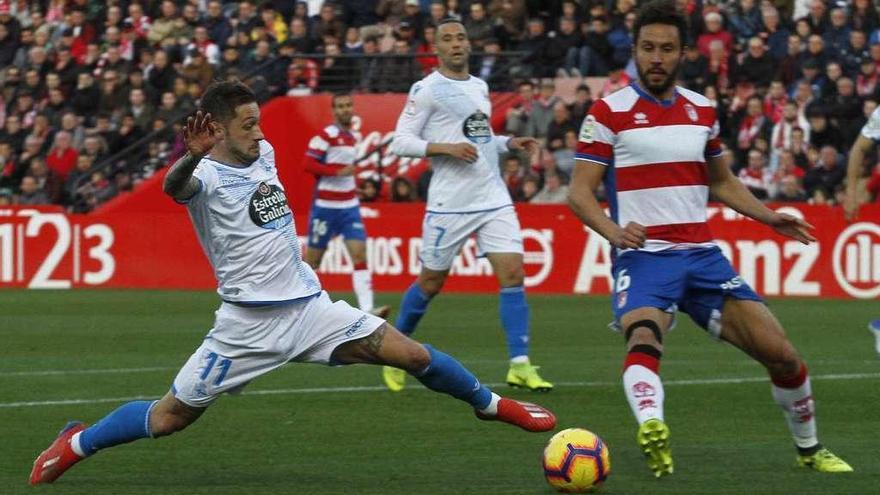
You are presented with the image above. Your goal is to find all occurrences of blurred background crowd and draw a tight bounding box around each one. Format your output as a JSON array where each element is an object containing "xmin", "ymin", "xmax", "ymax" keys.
[{"xmin": 0, "ymin": 0, "xmax": 879, "ymax": 211}]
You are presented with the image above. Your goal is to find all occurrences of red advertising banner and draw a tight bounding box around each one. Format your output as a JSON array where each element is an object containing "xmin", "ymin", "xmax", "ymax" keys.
[{"xmin": 2, "ymin": 203, "xmax": 879, "ymax": 299}]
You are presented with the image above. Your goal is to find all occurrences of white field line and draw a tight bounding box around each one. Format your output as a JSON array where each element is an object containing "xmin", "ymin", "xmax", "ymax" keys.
[
  {"xmin": 0, "ymin": 366, "xmax": 176, "ymax": 377},
  {"xmin": 1, "ymin": 372, "xmax": 878, "ymax": 409}
]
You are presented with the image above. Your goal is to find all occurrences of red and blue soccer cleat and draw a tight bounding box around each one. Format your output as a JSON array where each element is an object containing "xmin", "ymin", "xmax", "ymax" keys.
[
  {"xmin": 475, "ymin": 398, "xmax": 557, "ymax": 432},
  {"xmin": 29, "ymin": 421, "xmax": 87, "ymax": 485}
]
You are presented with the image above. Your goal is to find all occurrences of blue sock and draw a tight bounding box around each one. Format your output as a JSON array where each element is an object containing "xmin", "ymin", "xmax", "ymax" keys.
[
  {"xmin": 78, "ymin": 400, "xmax": 157, "ymax": 456},
  {"xmin": 500, "ymin": 286, "xmax": 530, "ymax": 360},
  {"xmin": 413, "ymin": 345, "xmax": 492, "ymax": 409},
  {"xmin": 395, "ymin": 283, "xmax": 433, "ymax": 336}
]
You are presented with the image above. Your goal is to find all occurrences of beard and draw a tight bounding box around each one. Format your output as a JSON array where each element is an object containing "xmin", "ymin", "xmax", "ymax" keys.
[
  {"xmin": 230, "ymin": 142, "xmax": 260, "ymax": 165},
  {"xmin": 637, "ymin": 62, "xmax": 680, "ymax": 97}
]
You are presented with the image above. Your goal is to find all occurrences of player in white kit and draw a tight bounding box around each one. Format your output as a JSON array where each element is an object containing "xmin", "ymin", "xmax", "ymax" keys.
[
  {"xmin": 384, "ymin": 19, "xmax": 553, "ymax": 393},
  {"xmin": 29, "ymin": 81, "xmax": 556, "ymax": 485}
]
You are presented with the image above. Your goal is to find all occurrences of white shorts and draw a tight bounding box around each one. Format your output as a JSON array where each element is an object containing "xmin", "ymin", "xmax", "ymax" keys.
[
  {"xmin": 420, "ymin": 206, "xmax": 524, "ymax": 271},
  {"xmin": 172, "ymin": 291, "xmax": 383, "ymax": 407}
]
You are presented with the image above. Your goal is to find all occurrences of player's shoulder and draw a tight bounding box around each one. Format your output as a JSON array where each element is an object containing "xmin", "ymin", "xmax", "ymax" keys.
[
  {"xmin": 675, "ymin": 86, "xmax": 714, "ymax": 108},
  {"xmin": 410, "ymin": 72, "xmax": 440, "ymax": 94},
  {"xmin": 869, "ymin": 105, "xmax": 880, "ymax": 122},
  {"xmin": 259, "ymin": 139, "xmax": 275, "ymax": 156},
  {"xmin": 599, "ymin": 85, "xmax": 640, "ymax": 113},
  {"xmin": 320, "ymin": 124, "xmax": 341, "ymax": 139}
]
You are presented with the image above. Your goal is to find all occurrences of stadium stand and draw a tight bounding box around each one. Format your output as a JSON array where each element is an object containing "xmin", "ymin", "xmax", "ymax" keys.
[{"xmin": 0, "ymin": 0, "xmax": 878, "ymax": 212}]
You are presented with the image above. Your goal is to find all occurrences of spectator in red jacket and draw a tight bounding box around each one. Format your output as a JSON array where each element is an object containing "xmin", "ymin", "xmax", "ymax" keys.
[{"xmin": 45, "ymin": 131, "xmax": 78, "ymax": 181}]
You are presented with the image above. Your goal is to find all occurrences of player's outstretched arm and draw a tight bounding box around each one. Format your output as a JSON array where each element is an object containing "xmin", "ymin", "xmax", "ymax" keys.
[
  {"xmin": 163, "ymin": 111, "xmax": 217, "ymax": 201},
  {"xmin": 567, "ymin": 161, "xmax": 645, "ymax": 249},
  {"xmin": 845, "ymin": 135, "xmax": 873, "ymax": 222},
  {"xmin": 707, "ymin": 154, "xmax": 816, "ymax": 244}
]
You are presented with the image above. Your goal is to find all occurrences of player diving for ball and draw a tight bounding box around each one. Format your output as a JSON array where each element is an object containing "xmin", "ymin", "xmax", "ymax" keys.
[
  {"xmin": 385, "ymin": 18, "xmax": 553, "ymax": 393},
  {"xmin": 567, "ymin": 0, "xmax": 852, "ymax": 478},
  {"xmin": 29, "ymin": 80, "xmax": 557, "ymax": 486}
]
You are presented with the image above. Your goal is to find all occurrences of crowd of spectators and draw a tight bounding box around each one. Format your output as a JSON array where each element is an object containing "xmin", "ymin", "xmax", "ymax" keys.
[
  {"xmin": 1, "ymin": 0, "xmax": 880, "ymax": 211},
  {"xmin": 489, "ymin": 0, "xmax": 880, "ymax": 207}
]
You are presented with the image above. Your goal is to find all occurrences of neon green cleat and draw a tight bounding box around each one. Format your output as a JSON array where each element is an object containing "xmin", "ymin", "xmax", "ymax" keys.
[
  {"xmin": 637, "ymin": 419, "xmax": 673, "ymax": 478},
  {"xmin": 797, "ymin": 448, "xmax": 854, "ymax": 473},
  {"xmin": 381, "ymin": 366, "xmax": 406, "ymax": 392},
  {"xmin": 505, "ymin": 362, "xmax": 553, "ymax": 392}
]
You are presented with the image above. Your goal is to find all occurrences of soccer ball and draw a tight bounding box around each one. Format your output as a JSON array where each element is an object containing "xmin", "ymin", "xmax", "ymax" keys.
[{"xmin": 542, "ymin": 428, "xmax": 611, "ymax": 493}]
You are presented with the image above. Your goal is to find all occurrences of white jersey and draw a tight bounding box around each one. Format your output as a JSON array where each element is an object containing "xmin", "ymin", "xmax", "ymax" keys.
[
  {"xmin": 861, "ymin": 106, "xmax": 880, "ymax": 141},
  {"xmin": 185, "ymin": 140, "xmax": 321, "ymax": 304},
  {"xmin": 391, "ymin": 71, "xmax": 512, "ymax": 213}
]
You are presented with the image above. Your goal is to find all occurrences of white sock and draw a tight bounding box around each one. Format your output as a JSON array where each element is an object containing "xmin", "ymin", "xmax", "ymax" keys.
[
  {"xmin": 352, "ymin": 269, "xmax": 374, "ymax": 312},
  {"xmin": 510, "ymin": 355, "xmax": 530, "ymax": 365},
  {"xmin": 479, "ymin": 392, "xmax": 502, "ymax": 416},
  {"xmin": 771, "ymin": 369, "xmax": 818, "ymax": 449},
  {"xmin": 871, "ymin": 324, "xmax": 880, "ymax": 355},
  {"xmin": 70, "ymin": 431, "xmax": 87, "ymax": 457},
  {"xmin": 623, "ymin": 364, "xmax": 665, "ymax": 424}
]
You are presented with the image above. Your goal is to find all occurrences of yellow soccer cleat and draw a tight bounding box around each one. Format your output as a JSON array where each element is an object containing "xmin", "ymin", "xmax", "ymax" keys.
[
  {"xmin": 637, "ymin": 418, "xmax": 673, "ymax": 478},
  {"xmin": 797, "ymin": 448, "xmax": 854, "ymax": 473},
  {"xmin": 506, "ymin": 362, "xmax": 553, "ymax": 392},
  {"xmin": 382, "ymin": 365, "xmax": 406, "ymax": 392}
]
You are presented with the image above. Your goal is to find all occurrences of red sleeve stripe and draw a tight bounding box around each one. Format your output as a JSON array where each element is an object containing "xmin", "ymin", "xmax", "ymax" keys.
[
  {"xmin": 316, "ymin": 190, "xmax": 358, "ymax": 201},
  {"xmin": 645, "ymin": 222, "xmax": 712, "ymax": 244},
  {"xmin": 576, "ymin": 141, "xmax": 613, "ymax": 162},
  {"xmin": 705, "ymin": 137, "xmax": 722, "ymax": 157},
  {"xmin": 615, "ymin": 161, "xmax": 708, "ymax": 191}
]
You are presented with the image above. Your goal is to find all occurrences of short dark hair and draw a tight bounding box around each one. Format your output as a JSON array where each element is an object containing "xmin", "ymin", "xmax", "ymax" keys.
[
  {"xmin": 331, "ymin": 92, "xmax": 352, "ymax": 107},
  {"xmin": 633, "ymin": 0, "xmax": 687, "ymax": 47},
  {"xmin": 199, "ymin": 80, "xmax": 257, "ymax": 124}
]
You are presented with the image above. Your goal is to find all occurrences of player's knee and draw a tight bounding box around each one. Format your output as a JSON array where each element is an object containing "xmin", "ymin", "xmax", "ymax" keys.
[
  {"xmin": 400, "ymin": 342, "xmax": 431, "ymax": 373},
  {"xmin": 498, "ymin": 265, "xmax": 525, "ymax": 287},
  {"xmin": 348, "ymin": 249, "xmax": 367, "ymax": 265},
  {"xmin": 418, "ymin": 275, "xmax": 445, "ymax": 297},
  {"xmin": 149, "ymin": 408, "xmax": 200, "ymax": 437},
  {"xmin": 624, "ymin": 319, "xmax": 663, "ymax": 347},
  {"xmin": 763, "ymin": 344, "xmax": 801, "ymax": 379}
]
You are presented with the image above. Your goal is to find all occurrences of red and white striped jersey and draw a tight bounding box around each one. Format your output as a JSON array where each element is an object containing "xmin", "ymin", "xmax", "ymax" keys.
[
  {"xmin": 305, "ymin": 124, "xmax": 361, "ymax": 209},
  {"xmin": 576, "ymin": 84, "xmax": 723, "ymax": 252}
]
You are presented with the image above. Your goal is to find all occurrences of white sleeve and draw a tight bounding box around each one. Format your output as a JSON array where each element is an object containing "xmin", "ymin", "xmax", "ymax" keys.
[
  {"xmin": 182, "ymin": 163, "xmax": 215, "ymax": 205},
  {"xmin": 390, "ymin": 82, "xmax": 433, "ymax": 157},
  {"xmin": 861, "ymin": 107, "xmax": 880, "ymax": 141},
  {"xmin": 493, "ymin": 135, "xmax": 511, "ymax": 154}
]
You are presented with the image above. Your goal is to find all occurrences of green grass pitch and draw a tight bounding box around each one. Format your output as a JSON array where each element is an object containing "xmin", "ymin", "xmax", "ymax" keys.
[{"xmin": 2, "ymin": 290, "xmax": 878, "ymax": 494}]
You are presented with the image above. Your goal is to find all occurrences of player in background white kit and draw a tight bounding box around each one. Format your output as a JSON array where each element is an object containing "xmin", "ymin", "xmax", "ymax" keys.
[
  {"xmin": 385, "ymin": 19, "xmax": 553, "ymax": 393},
  {"xmin": 844, "ymin": 105, "xmax": 880, "ymax": 356},
  {"xmin": 303, "ymin": 94, "xmax": 390, "ymax": 319},
  {"xmin": 29, "ymin": 81, "xmax": 557, "ymax": 486}
]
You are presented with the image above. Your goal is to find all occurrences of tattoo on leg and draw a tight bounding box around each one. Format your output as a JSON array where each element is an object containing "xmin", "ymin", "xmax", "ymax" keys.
[{"xmin": 361, "ymin": 324, "xmax": 387, "ymax": 356}]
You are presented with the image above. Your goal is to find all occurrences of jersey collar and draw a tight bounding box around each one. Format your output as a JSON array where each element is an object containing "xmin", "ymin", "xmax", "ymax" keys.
[{"xmin": 630, "ymin": 82, "xmax": 678, "ymax": 107}]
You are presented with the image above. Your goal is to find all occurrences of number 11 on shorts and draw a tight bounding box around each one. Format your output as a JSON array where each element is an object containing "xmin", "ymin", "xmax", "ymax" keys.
[{"xmin": 200, "ymin": 351, "xmax": 232, "ymax": 386}]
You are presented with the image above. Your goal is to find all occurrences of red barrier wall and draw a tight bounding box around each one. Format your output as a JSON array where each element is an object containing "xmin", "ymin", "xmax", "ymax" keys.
[{"xmin": 2, "ymin": 203, "xmax": 879, "ymax": 299}]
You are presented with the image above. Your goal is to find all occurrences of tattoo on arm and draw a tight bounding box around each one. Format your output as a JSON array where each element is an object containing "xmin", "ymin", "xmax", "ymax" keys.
[{"xmin": 163, "ymin": 152, "xmax": 202, "ymax": 200}]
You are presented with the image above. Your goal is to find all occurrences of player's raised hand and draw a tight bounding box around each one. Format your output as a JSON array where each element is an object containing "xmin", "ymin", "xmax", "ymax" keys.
[
  {"xmin": 183, "ymin": 110, "xmax": 217, "ymax": 158},
  {"xmin": 768, "ymin": 212, "xmax": 816, "ymax": 244},
  {"xmin": 609, "ymin": 222, "xmax": 646, "ymax": 249},
  {"xmin": 508, "ymin": 137, "xmax": 540, "ymax": 156},
  {"xmin": 445, "ymin": 143, "xmax": 478, "ymax": 163}
]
